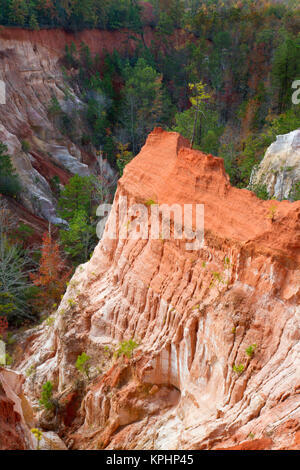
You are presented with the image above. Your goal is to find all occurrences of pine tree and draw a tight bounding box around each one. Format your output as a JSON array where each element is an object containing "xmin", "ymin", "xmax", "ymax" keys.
[
  {"xmin": 188, "ymin": 81, "xmax": 211, "ymax": 148},
  {"xmin": 58, "ymin": 175, "xmax": 94, "ymax": 222},
  {"xmin": 272, "ymin": 37, "xmax": 300, "ymax": 113},
  {"xmin": 120, "ymin": 58, "xmax": 165, "ymax": 153},
  {"xmin": 0, "ymin": 141, "xmax": 21, "ymax": 197},
  {"xmin": 57, "ymin": 175, "xmax": 106, "ymax": 264},
  {"xmin": 59, "ymin": 210, "xmax": 95, "ymax": 263},
  {"xmin": 8, "ymin": 0, "xmax": 28, "ymax": 26}
]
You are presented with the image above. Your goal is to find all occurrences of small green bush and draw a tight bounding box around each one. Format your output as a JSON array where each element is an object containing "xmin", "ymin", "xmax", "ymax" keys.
[
  {"xmin": 46, "ymin": 316, "xmax": 55, "ymax": 326},
  {"xmin": 21, "ymin": 140, "xmax": 30, "ymax": 153},
  {"xmin": 39, "ymin": 381, "xmax": 54, "ymax": 410},
  {"xmin": 76, "ymin": 352, "xmax": 91, "ymax": 378},
  {"xmin": 31, "ymin": 428, "xmax": 43, "ymax": 450},
  {"xmin": 289, "ymin": 181, "xmax": 300, "ymax": 201},
  {"xmin": 26, "ymin": 365, "xmax": 36, "ymax": 377},
  {"xmin": 48, "ymin": 97, "xmax": 62, "ymax": 117},
  {"xmin": 233, "ymin": 363, "xmax": 245, "ymax": 375},
  {"xmin": 50, "ymin": 176, "xmax": 61, "ymax": 197},
  {"xmin": 15, "ymin": 223, "xmax": 35, "ymax": 243},
  {"xmin": 245, "ymin": 343, "xmax": 257, "ymax": 358},
  {"xmin": 114, "ymin": 339, "xmax": 138, "ymax": 359},
  {"xmin": 251, "ymin": 183, "xmax": 269, "ymax": 200},
  {"xmin": 0, "ymin": 352, "xmax": 12, "ymax": 367},
  {"xmin": 145, "ymin": 199, "xmax": 157, "ymax": 207}
]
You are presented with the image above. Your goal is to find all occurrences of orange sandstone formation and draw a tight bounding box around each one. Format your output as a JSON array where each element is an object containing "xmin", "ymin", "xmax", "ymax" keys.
[{"xmin": 19, "ymin": 129, "xmax": 300, "ymax": 450}]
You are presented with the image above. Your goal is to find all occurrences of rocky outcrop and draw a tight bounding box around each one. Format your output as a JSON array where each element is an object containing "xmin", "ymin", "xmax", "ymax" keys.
[
  {"xmin": 0, "ymin": 29, "xmax": 96, "ymax": 223},
  {"xmin": 250, "ymin": 129, "xmax": 300, "ymax": 200},
  {"xmin": 0, "ymin": 26, "xmax": 189, "ymax": 225},
  {"xmin": 0, "ymin": 368, "xmax": 35, "ymax": 450},
  {"xmin": 0, "ymin": 366, "xmax": 69, "ymax": 450},
  {"xmin": 18, "ymin": 129, "xmax": 300, "ymax": 450}
]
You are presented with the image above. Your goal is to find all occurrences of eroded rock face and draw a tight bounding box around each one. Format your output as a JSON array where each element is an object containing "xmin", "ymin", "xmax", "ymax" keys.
[
  {"xmin": 0, "ymin": 30, "xmax": 90, "ymax": 223},
  {"xmin": 18, "ymin": 129, "xmax": 300, "ymax": 450},
  {"xmin": 0, "ymin": 368, "xmax": 35, "ymax": 450},
  {"xmin": 0, "ymin": 27, "xmax": 192, "ymax": 224},
  {"xmin": 0, "ymin": 366, "xmax": 69, "ymax": 450},
  {"xmin": 250, "ymin": 129, "xmax": 300, "ymax": 200}
]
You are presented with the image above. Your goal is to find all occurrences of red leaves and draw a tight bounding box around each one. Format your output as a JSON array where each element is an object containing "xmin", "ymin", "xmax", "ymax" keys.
[
  {"xmin": 30, "ymin": 233, "xmax": 72, "ymax": 310},
  {"xmin": 0, "ymin": 317, "xmax": 8, "ymax": 340}
]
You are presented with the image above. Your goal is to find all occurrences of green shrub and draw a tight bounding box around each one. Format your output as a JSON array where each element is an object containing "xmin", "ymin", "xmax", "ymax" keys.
[
  {"xmin": 31, "ymin": 428, "xmax": 43, "ymax": 450},
  {"xmin": 76, "ymin": 352, "xmax": 91, "ymax": 378},
  {"xmin": 26, "ymin": 365, "xmax": 36, "ymax": 377},
  {"xmin": 21, "ymin": 140, "xmax": 30, "ymax": 153},
  {"xmin": 145, "ymin": 199, "xmax": 157, "ymax": 207},
  {"xmin": 251, "ymin": 183, "xmax": 269, "ymax": 200},
  {"xmin": 0, "ymin": 352, "xmax": 13, "ymax": 367},
  {"xmin": 14, "ymin": 223, "xmax": 35, "ymax": 244},
  {"xmin": 289, "ymin": 181, "xmax": 300, "ymax": 201},
  {"xmin": 50, "ymin": 176, "xmax": 61, "ymax": 197},
  {"xmin": 48, "ymin": 97, "xmax": 62, "ymax": 118},
  {"xmin": 233, "ymin": 364, "xmax": 245, "ymax": 375},
  {"xmin": 46, "ymin": 316, "xmax": 55, "ymax": 326},
  {"xmin": 39, "ymin": 381, "xmax": 54, "ymax": 410},
  {"xmin": 245, "ymin": 343, "xmax": 257, "ymax": 358},
  {"xmin": 114, "ymin": 339, "xmax": 138, "ymax": 359}
]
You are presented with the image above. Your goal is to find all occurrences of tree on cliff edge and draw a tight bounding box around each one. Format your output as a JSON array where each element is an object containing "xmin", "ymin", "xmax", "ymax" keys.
[{"xmin": 119, "ymin": 58, "xmax": 169, "ymax": 154}]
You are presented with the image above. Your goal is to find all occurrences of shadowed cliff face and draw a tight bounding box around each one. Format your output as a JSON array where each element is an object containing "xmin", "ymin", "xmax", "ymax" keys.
[
  {"xmin": 0, "ymin": 367, "xmax": 69, "ymax": 450},
  {"xmin": 0, "ymin": 27, "xmax": 188, "ymax": 225},
  {"xmin": 0, "ymin": 368, "xmax": 35, "ymax": 450},
  {"xmin": 0, "ymin": 28, "xmax": 90, "ymax": 223},
  {"xmin": 17, "ymin": 129, "xmax": 300, "ymax": 450}
]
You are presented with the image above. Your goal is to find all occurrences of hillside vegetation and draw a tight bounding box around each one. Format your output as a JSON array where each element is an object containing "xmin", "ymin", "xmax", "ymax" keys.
[
  {"xmin": 1, "ymin": 1, "xmax": 299, "ymax": 188},
  {"xmin": 0, "ymin": 0, "xmax": 299, "ymax": 329}
]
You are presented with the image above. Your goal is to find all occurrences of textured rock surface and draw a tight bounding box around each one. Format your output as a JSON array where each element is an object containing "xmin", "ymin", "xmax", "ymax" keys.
[
  {"xmin": 250, "ymin": 129, "xmax": 300, "ymax": 200},
  {"xmin": 18, "ymin": 129, "xmax": 300, "ymax": 450},
  {"xmin": 31, "ymin": 431, "xmax": 67, "ymax": 451},
  {"xmin": 0, "ymin": 27, "xmax": 188, "ymax": 224},
  {"xmin": 0, "ymin": 29, "xmax": 94, "ymax": 223},
  {"xmin": 0, "ymin": 368, "xmax": 35, "ymax": 450},
  {"xmin": 0, "ymin": 366, "xmax": 69, "ymax": 450}
]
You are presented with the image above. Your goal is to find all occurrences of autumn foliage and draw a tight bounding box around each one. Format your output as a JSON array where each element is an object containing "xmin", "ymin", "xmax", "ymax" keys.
[
  {"xmin": 0, "ymin": 316, "xmax": 8, "ymax": 340},
  {"xmin": 30, "ymin": 233, "xmax": 72, "ymax": 310}
]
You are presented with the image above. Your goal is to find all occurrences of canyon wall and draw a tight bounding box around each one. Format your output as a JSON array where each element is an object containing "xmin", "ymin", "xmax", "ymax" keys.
[
  {"xmin": 0, "ymin": 27, "xmax": 131, "ymax": 224},
  {"xmin": 0, "ymin": 366, "xmax": 69, "ymax": 450},
  {"xmin": 0, "ymin": 26, "xmax": 189, "ymax": 225},
  {"xmin": 17, "ymin": 129, "xmax": 300, "ymax": 450},
  {"xmin": 250, "ymin": 129, "xmax": 300, "ymax": 200},
  {"xmin": 0, "ymin": 368, "xmax": 35, "ymax": 450}
]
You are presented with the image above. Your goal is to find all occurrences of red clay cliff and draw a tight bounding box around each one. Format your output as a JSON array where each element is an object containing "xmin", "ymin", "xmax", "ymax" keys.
[{"xmin": 16, "ymin": 129, "xmax": 300, "ymax": 450}]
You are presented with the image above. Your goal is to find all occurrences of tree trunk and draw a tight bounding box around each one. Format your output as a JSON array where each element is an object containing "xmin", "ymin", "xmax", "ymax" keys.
[{"xmin": 191, "ymin": 107, "xmax": 199, "ymax": 149}]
